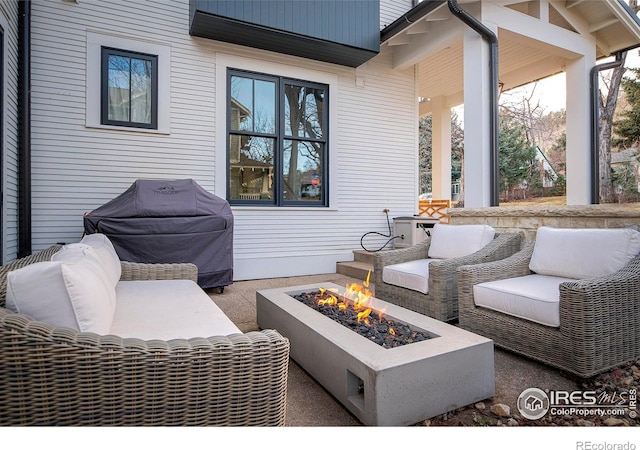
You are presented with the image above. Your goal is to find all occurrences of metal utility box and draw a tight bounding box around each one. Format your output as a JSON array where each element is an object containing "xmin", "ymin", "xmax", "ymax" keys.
[{"xmin": 393, "ymin": 216, "xmax": 439, "ymax": 248}]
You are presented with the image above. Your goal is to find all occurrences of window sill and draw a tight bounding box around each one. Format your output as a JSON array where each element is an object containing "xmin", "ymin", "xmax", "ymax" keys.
[
  {"xmin": 85, "ymin": 123, "xmax": 170, "ymax": 135},
  {"xmin": 231, "ymin": 205, "xmax": 338, "ymax": 212}
]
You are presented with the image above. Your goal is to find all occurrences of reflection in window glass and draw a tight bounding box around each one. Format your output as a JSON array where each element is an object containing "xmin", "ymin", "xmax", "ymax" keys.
[
  {"xmin": 255, "ymin": 80, "xmax": 275, "ymax": 134},
  {"xmin": 284, "ymin": 85, "xmax": 325, "ymax": 139},
  {"xmin": 227, "ymin": 69, "xmax": 327, "ymax": 206},
  {"xmin": 229, "ymin": 134, "xmax": 275, "ymax": 201},
  {"xmin": 108, "ymin": 55, "xmax": 131, "ymax": 122},
  {"xmin": 130, "ymin": 59, "xmax": 152, "ymax": 124},
  {"xmin": 283, "ymin": 140, "xmax": 323, "ymax": 202},
  {"xmin": 230, "ymin": 76, "xmax": 276, "ymax": 134},
  {"xmin": 230, "ymin": 76, "xmax": 254, "ymax": 131},
  {"xmin": 102, "ymin": 47, "xmax": 156, "ymax": 129}
]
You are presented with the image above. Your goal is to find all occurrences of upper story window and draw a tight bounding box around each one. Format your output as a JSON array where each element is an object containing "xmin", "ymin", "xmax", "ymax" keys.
[
  {"xmin": 227, "ymin": 69, "xmax": 328, "ymax": 206},
  {"xmin": 101, "ymin": 47, "xmax": 158, "ymax": 129}
]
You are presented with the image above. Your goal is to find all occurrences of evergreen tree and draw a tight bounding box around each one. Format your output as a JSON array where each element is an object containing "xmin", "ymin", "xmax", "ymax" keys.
[
  {"xmin": 498, "ymin": 115, "xmax": 538, "ymax": 201},
  {"xmin": 418, "ymin": 112, "xmax": 464, "ymax": 198},
  {"xmin": 418, "ymin": 115, "xmax": 433, "ymax": 194},
  {"xmin": 613, "ymin": 67, "xmax": 640, "ymax": 149}
]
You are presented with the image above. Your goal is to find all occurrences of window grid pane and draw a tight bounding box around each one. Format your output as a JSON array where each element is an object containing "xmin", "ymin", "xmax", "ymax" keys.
[
  {"xmin": 130, "ymin": 59, "xmax": 152, "ymax": 124},
  {"xmin": 284, "ymin": 84, "xmax": 325, "ymax": 140},
  {"xmin": 283, "ymin": 140, "xmax": 323, "ymax": 202},
  {"xmin": 108, "ymin": 55, "xmax": 131, "ymax": 122},
  {"xmin": 229, "ymin": 134, "xmax": 275, "ymax": 201}
]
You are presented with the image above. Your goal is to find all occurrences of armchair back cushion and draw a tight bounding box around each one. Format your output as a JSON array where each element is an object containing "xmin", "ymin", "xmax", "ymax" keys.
[
  {"xmin": 6, "ymin": 244, "xmax": 116, "ymax": 334},
  {"xmin": 529, "ymin": 227, "xmax": 640, "ymax": 279},
  {"xmin": 427, "ymin": 224, "xmax": 495, "ymax": 259}
]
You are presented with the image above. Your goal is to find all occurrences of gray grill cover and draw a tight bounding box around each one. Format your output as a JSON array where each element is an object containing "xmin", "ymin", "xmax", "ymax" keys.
[{"xmin": 83, "ymin": 179, "xmax": 233, "ymax": 289}]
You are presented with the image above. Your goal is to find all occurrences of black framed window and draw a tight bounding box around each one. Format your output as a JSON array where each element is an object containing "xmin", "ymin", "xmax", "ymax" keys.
[
  {"xmin": 227, "ymin": 69, "xmax": 328, "ymax": 206},
  {"xmin": 101, "ymin": 47, "xmax": 157, "ymax": 129}
]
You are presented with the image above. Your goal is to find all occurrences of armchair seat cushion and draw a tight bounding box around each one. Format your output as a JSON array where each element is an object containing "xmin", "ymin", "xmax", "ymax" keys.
[
  {"xmin": 473, "ymin": 274, "xmax": 575, "ymax": 327},
  {"xmin": 382, "ymin": 259, "xmax": 434, "ymax": 294},
  {"xmin": 111, "ymin": 280, "xmax": 241, "ymax": 340}
]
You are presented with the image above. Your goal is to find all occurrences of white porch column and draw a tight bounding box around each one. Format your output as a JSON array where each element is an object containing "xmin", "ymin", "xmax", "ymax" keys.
[
  {"xmin": 565, "ymin": 52, "xmax": 595, "ymax": 205},
  {"xmin": 462, "ymin": 27, "xmax": 493, "ymax": 207},
  {"xmin": 431, "ymin": 96, "xmax": 452, "ymax": 200}
]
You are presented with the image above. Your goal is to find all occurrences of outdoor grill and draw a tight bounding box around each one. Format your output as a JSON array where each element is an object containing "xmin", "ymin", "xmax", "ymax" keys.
[{"xmin": 83, "ymin": 179, "xmax": 233, "ymax": 291}]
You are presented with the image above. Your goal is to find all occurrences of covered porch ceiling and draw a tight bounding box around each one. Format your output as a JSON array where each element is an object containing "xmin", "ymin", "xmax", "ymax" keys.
[{"xmin": 381, "ymin": 0, "xmax": 640, "ymax": 116}]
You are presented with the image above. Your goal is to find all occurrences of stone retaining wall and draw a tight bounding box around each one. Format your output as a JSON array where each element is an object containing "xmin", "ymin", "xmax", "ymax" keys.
[{"xmin": 447, "ymin": 204, "xmax": 640, "ymax": 243}]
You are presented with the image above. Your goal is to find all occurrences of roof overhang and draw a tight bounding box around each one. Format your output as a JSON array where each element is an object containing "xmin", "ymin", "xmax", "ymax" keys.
[
  {"xmin": 190, "ymin": 0, "xmax": 380, "ymax": 68},
  {"xmin": 380, "ymin": 1, "xmax": 640, "ymax": 114}
]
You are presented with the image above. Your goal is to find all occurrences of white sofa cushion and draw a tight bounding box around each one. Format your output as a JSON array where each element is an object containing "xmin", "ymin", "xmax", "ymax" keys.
[
  {"xmin": 529, "ymin": 226, "xmax": 640, "ymax": 279},
  {"xmin": 382, "ymin": 259, "xmax": 434, "ymax": 294},
  {"xmin": 50, "ymin": 243, "xmax": 117, "ymax": 310},
  {"xmin": 6, "ymin": 245, "xmax": 117, "ymax": 334},
  {"xmin": 473, "ymin": 274, "xmax": 575, "ymax": 327},
  {"xmin": 110, "ymin": 280, "xmax": 241, "ymax": 340},
  {"xmin": 428, "ymin": 224, "xmax": 495, "ymax": 259},
  {"xmin": 80, "ymin": 233, "xmax": 122, "ymax": 285}
]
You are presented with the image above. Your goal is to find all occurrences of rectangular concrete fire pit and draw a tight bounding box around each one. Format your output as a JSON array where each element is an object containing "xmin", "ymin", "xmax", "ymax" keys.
[{"xmin": 256, "ymin": 283, "xmax": 495, "ymax": 426}]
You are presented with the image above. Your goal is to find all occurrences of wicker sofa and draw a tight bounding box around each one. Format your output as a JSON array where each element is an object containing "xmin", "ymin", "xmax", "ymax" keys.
[
  {"xmin": 457, "ymin": 226, "xmax": 640, "ymax": 378},
  {"xmin": 0, "ymin": 243, "xmax": 290, "ymax": 426},
  {"xmin": 372, "ymin": 225, "xmax": 522, "ymax": 322}
]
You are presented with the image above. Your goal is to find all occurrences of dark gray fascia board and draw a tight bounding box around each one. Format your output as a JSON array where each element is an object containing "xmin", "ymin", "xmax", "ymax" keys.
[
  {"xmin": 190, "ymin": 7, "xmax": 379, "ymax": 68},
  {"xmin": 380, "ymin": 0, "xmax": 447, "ymax": 43}
]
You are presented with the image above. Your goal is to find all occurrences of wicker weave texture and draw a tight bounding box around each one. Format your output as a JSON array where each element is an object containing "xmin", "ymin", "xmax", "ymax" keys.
[
  {"xmin": 457, "ymin": 243, "xmax": 640, "ymax": 378},
  {"xmin": 372, "ymin": 233, "xmax": 522, "ymax": 322},
  {"xmin": 0, "ymin": 246, "xmax": 290, "ymax": 426}
]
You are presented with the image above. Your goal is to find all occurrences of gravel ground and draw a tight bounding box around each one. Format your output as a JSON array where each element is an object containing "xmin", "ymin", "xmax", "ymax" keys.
[{"xmin": 426, "ymin": 359, "xmax": 639, "ymax": 427}]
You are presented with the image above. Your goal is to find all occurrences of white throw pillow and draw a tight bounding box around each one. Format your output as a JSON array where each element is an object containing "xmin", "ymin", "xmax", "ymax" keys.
[
  {"xmin": 80, "ymin": 233, "xmax": 122, "ymax": 285},
  {"xmin": 6, "ymin": 245, "xmax": 117, "ymax": 334},
  {"xmin": 427, "ymin": 224, "xmax": 496, "ymax": 259},
  {"xmin": 529, "ymin": 226, "xmax": 640, "ymax": 279}
]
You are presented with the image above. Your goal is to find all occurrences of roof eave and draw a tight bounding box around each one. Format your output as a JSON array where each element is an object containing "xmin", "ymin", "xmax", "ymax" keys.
[
  {"xmin": 607, "ymin": 0, "xmax": 640, "ymax": 52},
  {"xmin": 380, "ymin": 0, "xmax": 448, "ymax": 43}
]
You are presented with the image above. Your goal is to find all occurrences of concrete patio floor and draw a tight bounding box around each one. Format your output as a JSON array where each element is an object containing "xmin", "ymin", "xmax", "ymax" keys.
[{"xmin": 207, "ymin": 272, "xmax": 583, "ymax": 427}]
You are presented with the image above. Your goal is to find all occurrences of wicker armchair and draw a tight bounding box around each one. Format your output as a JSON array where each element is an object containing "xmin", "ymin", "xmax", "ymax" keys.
[
  {"xmin": 0, "ymin": 245, "xmax": 290, "ymax": 426},
  {"xmin": 457, "ymin": 243, "xmax": 640, "ymax": 378},
  {"xmin": 372, "ymin": 232, "xmax": 522, "ymax": 321}
]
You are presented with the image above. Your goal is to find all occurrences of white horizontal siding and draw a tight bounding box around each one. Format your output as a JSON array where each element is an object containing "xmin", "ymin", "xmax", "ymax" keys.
[
  {"xmin": 380, "ymin": 0, "xmax": 414, "ymax": 28},
  {"xmin": 1, "ymin": 0, "xmax": 20, "ymax": 262},
  {"xmin": 30, "ymin": 0, "xmax": 418, "ymax": 280}
]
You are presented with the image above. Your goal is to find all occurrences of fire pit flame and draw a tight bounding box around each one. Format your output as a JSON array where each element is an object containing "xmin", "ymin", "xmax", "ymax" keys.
[
  {"xmin": 294, "ymin": 273, "xmax": 432, "ymax": 348},
  {"xmin": 357, "ymin": 308, "xmax": 372, "ymax": 324},
  {"xmin": 319, "ymin": 271, "xmax": 375, "ymax": 318}
]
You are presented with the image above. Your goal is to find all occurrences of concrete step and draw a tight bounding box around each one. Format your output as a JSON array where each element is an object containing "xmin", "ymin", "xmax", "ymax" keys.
[
  {"xmin": 335, "ymin": 260, "xmax": 373, "ymax": 281},
  {"xmin": 352, "ymin": 249, "xmax": 375, "ymax": 265}
]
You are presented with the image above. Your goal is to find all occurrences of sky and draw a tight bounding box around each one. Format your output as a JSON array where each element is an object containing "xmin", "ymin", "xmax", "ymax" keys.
[{"xmin": 504, "ymin": 49, "xmax": 640, "ymax": 113}]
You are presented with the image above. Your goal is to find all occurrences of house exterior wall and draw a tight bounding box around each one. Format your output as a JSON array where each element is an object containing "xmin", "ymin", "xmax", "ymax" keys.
[
  {"xmin": 29, "ymin": 0, "xmax": 419, "ymax": 280},
  {"xmin": 380, "ymin": 0, "xmax": 413, "ymax": 28},
  {"xmin": 0, "ymin": 0, "xmax": 20, "ymax": 263}
]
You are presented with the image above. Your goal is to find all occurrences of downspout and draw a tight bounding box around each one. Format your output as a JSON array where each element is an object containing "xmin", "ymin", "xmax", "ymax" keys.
[
  {"xmin": 590, "ymin": 50, "xmax": 628, "ymax": 204},
  {"xmin": 447, "ymin": 0, "xmax": 500, "ymax": 206},
  {"xmin": 17, "ymin": 0, "xmax": 31, "ymax": 257}
]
